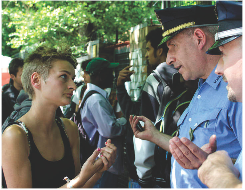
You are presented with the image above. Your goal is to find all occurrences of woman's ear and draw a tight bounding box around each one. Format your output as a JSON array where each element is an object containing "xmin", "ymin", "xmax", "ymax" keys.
[
  {"xmin": 193, "ymin": 28, "xmax": 206, "ymax": 50},
  {"xmin": 31, "ymin": 72, "xmax": 41, "ymax": 89}
]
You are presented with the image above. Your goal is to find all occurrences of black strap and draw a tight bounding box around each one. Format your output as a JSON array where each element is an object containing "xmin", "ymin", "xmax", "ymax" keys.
[{"xmin": 77, "ymin": 90, "xmax": 100, "ymax": 114}]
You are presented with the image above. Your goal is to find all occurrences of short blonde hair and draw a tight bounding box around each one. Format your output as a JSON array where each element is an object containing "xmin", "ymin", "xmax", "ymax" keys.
[{"xmin": 21, "ymin": 44, "xmax": 78, "ymax": 98}]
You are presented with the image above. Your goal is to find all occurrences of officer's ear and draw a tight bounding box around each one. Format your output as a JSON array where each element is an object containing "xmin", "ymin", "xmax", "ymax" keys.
[
  {"xmin": 193, "ymin": 28, "xmax": 206, "ymax": 50},
  {"xmin": 31, "ymin": 72, "xmax": 41, "ymax": 89}
]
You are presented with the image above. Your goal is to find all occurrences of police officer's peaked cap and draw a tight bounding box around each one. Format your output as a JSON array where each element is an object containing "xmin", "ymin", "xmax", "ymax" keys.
[
  {"xmin": 155, "ymin": 5, "xmax": 217, "ymax": 46},
  {"xmin": 207, "ymin": 1, "xmax": 242, "ymax": 55}
]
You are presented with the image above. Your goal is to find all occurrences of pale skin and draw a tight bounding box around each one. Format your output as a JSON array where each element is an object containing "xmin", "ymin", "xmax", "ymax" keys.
[
  {"xmin": 198, "ymin": 151, "xmax": 242, "ymax": 188},
  {"xmin": 129, "ymin": 115, "xmax": 217, "ymax": 157},
  {"xmin": 129, "ymin": 28, "xmax": 219, "ymax": 168},
  {"xmin": 166, "ymin": 28, "xmax": 220, "ymax": 80},
  {"xmin": 2, "ymin": 59, "xmax": 117, "ymax": 188},
  {"xmin": 215, "ymin": 37, "xmax": 242, "ymax": 102},
  {"xmin": 165, "ymin": 28, "xmax": 222, "ymax": 168},
  {"xmin": 129, "ymin": 115, "xmax": 172, "ymax": 152},
  {"xmin": 169, "ymin": 135, "xmax": 217, "ymax": 169},
  {"xmin": 197, "ymin": 37, "xmax": 242, "ymax": 188}
]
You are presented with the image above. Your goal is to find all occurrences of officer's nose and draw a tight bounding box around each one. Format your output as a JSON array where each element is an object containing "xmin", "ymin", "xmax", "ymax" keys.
[
  {"xmin": 215, "ymin": 57, "xmax": 224, "ymax": 76},
  {"xmin": 166, "ymin": 53, "xmax": 176, "ymax": 65}
]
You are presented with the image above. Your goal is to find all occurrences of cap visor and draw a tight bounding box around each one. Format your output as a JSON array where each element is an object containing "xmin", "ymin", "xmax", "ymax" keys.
[
  {"xmin": 158, "ymin": 35, "xmax": 172, "ymax": 47},
  {"xmin": 158, "ymin": 30, "xmax": 184, "ymax": 47},
  {"xmin": 207, "ymin": 35, "xmax": 241, "ymax": 55},
  {"xmin": 108, "ymin": 62, "xmax": 119, "ymax": 68}
]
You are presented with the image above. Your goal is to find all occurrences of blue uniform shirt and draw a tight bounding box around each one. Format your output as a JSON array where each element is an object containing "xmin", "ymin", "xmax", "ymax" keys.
[
  {"xmin": 171, "ymin": 67, "xmax": 242, "ymax": 188},
  {"xmin": 81, "ymin": 83, "xmax": 127, "ymax": 175}
]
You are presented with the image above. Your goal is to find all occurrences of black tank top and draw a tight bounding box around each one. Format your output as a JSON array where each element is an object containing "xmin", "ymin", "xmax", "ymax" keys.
[{"xmin": 17, "ymin": 118, "xmax": 75, "ymax": 188}]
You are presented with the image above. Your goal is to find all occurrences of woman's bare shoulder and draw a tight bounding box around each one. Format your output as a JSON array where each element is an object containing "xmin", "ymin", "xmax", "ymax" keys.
[
  {"xmin": 3, "ymin": 124, "xmax": 28, "ymax": 140},
  {"xmin": 60, "ymin": 117, "xmax": 78, "ymax": 130},
  {"xmin": 60, "ymin": 118, "xmax": 79, "ymax": 140},
  {"xmin": 2, "ymin": 124, "xmax": 30, "ymax": 155}
]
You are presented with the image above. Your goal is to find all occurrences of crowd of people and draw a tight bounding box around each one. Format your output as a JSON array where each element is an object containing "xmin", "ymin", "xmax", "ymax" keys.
[{"xmin": 2, "ymin": 1, "xmax": 242, "ymax": 188}]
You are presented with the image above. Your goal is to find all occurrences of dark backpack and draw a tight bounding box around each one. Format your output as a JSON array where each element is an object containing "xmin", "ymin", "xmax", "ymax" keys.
[
  {"xmin": 2, "ymin": 98, "xmax": 32, "ymax": 134},
  {"xmin": 152, "ymin": 86, "xmax": 197, "ymax": 188},
  {"xmin": 70, "ymin": 90, "xmax": 100, "ymax": 165}
]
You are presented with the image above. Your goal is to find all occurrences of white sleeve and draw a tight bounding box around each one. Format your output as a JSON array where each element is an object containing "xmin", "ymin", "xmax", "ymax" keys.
[
  {"xmin": 133, "ymin": 120, "xmax": 156, "ymax": 179},
  {"xmin": 115, "ymin": 102, "xmax": 121, "ymax": 113}
]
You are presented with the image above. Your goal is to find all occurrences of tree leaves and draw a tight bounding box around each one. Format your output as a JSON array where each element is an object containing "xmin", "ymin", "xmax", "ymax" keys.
[
  {"xmin": 2, "ymin": 1, "xmax": 213, "ymax": 57},
  {"xmin": 2, "ymin": 1, "xmax": 160, "ymax": 57}
]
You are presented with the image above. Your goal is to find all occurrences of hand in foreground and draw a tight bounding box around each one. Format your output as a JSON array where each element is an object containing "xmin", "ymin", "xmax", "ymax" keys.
[
  {"xmin": 79, "ymin": 148, "xmax": 104, "ymax": 181},
  {"xmin": 198, "ymin": 150, "xmax": 241, "ymax": 188},
  {"xmin": 169, "ymin": 135, "xmax": 217, "ymax": 169},
  {"xmin": 97, "ymin": 139, "xmax": 117, "ymax": 173},
  {"xmin": 129, "ymin": 115, "xmax": 158, "ymax": 142},
  {"xmin": 117, "ymin": 66, "xmax": 135, "ymax": 86}
]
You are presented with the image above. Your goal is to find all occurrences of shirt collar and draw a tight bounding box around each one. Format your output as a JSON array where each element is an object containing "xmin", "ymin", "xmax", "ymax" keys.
[
  {"xmin": 104, "ymin": 88, "xmax": 111, "ymax": 96},
  {"xmin": 198, "ymin": 65, "xmax": 223, "ymax": 90},
  {"xmin": 87, "ymin": 83, "xmax": 109, "ymax": 99}
]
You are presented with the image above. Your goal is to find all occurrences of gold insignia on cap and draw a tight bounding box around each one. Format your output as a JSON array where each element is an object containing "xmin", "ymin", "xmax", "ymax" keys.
[
  {"xmin": 155, "ymin": 13, "xmax": 163, "ymax": 24},
  {"xmin": 162, "ymin": 21, "xmax": 196, "ymax": 37}
]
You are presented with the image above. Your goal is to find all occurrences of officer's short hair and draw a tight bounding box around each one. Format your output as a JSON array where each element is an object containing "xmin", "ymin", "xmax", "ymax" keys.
[{"xmin": 183, "ymin": 26, "xmax": 218, "ymax": 41}]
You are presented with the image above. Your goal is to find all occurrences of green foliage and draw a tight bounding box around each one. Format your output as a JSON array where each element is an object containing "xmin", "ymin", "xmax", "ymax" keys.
[
  {"xmin": 2, "ymin": 1, "xmax": 159, "ymax": 57},
  {"xmin": 2, "ymin": 1, "xmax": 215, "ymax": 58}
]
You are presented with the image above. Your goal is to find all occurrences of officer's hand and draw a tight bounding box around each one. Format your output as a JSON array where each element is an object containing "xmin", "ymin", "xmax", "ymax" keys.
[
  {"xmin": 198, "ymin": 150, "xmax": 241, "ymax": 188},
  {"xmin": 169, "ymin": 135, "xmax": 217, "ymax": 169},
  {"xmin": 129, "ymin": 115, "xmax": 158, "ymax": 142}
]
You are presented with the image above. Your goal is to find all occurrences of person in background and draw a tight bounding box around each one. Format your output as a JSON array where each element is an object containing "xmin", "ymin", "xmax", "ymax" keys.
[
  {"xmin": 63, "ymin": 59, "xmax": 92, "ymax": 118},
  {"xmin": 2, "ymin": 58, "xmax": 24, "ymax": 124},
  {"xmin": 64, "ymin": 58, "xmax": 122, "ymax": 119},
  {"xmin": 117, "ymin": 27, "xmax": 182, "ymax": 188},
  {"xmin": 130, "ymin": 4, "xmax": 242, "ymax": 188},
  {"xmin": 81, "ymin": 57, "xmax": 127, "ymax": 188},
  {"xmin": 2, "ymin": 44, "xmax": 117, "ymax": 188},
  {"xmin": 117, "ymin": 28, "xmax": 191, "ymax": 188},
  {"xmin": 197, "ymin": 1, "xmax": 242, "ymax": 188}
]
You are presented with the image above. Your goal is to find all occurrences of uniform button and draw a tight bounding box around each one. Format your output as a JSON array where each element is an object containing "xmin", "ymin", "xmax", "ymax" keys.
[
  {"xmin": 194, "ymin": 123, "xmax": 198, "ymax": 127},
  {"xmin": 189, "ymin": 118, "xmax": 192, "ymax": 122},
  {"xmin": 197, "ymin": 95, "xmax": 201, "ymax": 99}
]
